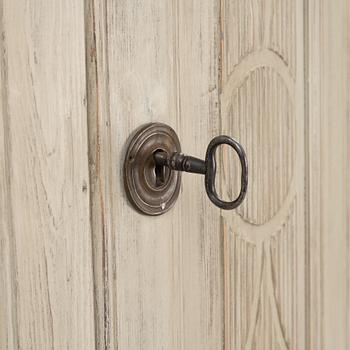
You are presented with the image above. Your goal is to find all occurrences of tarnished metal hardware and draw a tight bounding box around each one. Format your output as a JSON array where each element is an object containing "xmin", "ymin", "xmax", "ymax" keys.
[
  {"xmin": 124, "ymin": 123, "xmax": 181, "ymax": 216},
  {"xmin": 124, "ymin": 122, "xmax": 248, "ymax": 215},
  {"xmin": 154, "ymin": 135, "xmax": 248, "ymax": 210},
  {"xmin": 204, "ymin": 135, "xmax": 248, "ymax": 210}
]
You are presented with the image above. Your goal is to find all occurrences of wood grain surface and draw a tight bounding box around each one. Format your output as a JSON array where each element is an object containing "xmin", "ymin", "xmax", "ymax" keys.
[
  {"xmin": 0, "ymin": 1, "xmax": 95, "ymax": 349},
  {"xmin": 85, "ymin": 0, "xmax": 224, "ymax": 348},
  {"xmin": 1, "ymin": 0, "xmax": 349, "ymax": 349},
  {"xmin": 308, "ymin": 0, "xmax": 350, "ymax": 349}
]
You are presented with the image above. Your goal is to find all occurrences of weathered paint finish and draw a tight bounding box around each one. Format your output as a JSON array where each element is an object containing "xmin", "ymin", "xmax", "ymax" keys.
[
  {"xmin": 85, "ymin": 0, "xmax": 223, "ymax": 348},
  {"xmin": 0, "ymin": 1, "xmax": 95, "ymax": 349},
  {"xmin": 1, "ymin": 0, "xmax": 349, "ymax": 349},
  {"xmin": 219, "ymin": 0, "xmax": 306, "ymax": 348}
]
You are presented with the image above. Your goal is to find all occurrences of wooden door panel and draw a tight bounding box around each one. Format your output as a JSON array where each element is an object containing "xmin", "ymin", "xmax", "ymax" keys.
[
  {"xmin": 86, "ymin": 1, "xmax": 223, "ymax": 348},
  {"xmin": 0, "ymin": 1, "xmax": 95, "ymax": 349},
  {"xmin": 308, "ymin": 0, "xmax": 350, "ymax": 348},
  {"xmin": 220, "ymin": 0, "xmax": 305, "ymax": 349}
]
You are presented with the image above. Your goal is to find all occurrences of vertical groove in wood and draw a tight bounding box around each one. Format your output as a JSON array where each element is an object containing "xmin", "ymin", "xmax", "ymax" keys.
[
  {"xmin": 84, "ymin": 0, "xmax": 115, "ymax": 348},
  {"xmin": 0, "ymin": 3, "xmax": 18, "ymax": 347},
  {"xmin": 172, "ymin": 2, "xmax": 185, "ymax": 348},
  {"xmin": 223, "ymin": 217, "xmax": 231, "ymax": 350},
  {"xmin": 304, "ymin": 1, "xmax": 314, "ymax": 349},
  {"xmin": 0, "ymin": 1, "xmax": 95, "ymax": 349}
]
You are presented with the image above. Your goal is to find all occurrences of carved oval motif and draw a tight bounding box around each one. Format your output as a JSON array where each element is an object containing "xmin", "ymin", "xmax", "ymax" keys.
[{"xmin": 222, "ymin": 66, "xmax": 295, "ymax": 225}]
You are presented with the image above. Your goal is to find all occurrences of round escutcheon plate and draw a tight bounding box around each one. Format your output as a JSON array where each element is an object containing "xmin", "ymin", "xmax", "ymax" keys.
[{"xmin": 123, "ymin": 122, "xmax": 182, "ymax": 215}]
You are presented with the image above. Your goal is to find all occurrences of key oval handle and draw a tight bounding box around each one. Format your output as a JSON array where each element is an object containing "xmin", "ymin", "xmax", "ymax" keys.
[
  {"xmin": 154, "ymin": 135, "xmax": 248, "ymax": 210},
  {"xmin": 204, "ymin": 135, "xmax": 248, "ymax": 210}
]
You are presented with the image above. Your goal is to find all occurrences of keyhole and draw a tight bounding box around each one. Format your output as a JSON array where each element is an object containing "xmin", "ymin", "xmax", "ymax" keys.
[
  {"xmin": 154, "ymin": 161, "xmax": 166, "ymax": 187},
  {"xmin": 153, "ymin": 149, "xmax": 169, "ymax": 188}
]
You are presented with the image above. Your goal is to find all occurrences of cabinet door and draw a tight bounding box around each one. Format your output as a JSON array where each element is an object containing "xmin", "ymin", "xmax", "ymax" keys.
[
  {"xmin": 87, "ymin": 0, "xmax": 349, "ymax": 349},
  {"xmin": 1, "ymin": 0, "xmax": 349, "ymax": 349},
  {"xmin": 86, "ymin": 0, "xmax": 304, "ymax": 348}
]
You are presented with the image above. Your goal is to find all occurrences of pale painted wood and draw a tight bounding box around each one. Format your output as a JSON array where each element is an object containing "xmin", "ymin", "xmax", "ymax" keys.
[
  {"xmin": 88, "ymin": 0, "xmax": 350, "ymax": 349},
  {"xmin": 220, "ymin": 0, "xmax": 306, "ymax": 349},
  {"xmin": 85, "ymin": 0, "xmax": 224, "ymax": 348},
  {"xmin": 0, "ymin": 1, "xmax": 95, "ymax": 349},
  {"xmin": 307, "ymin": 1, "xmax": 323, "ymax": 348},
  {"xmin": 1, "ymin": 1, "xmax": 349, "ymax": 349},
  {"xmin": 320, "ymin": 3, "xmax": 350, "ymax": 347},
  {"xmin": 308, "ymin": 0, "xmax": 350, "ymax": 349}
]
